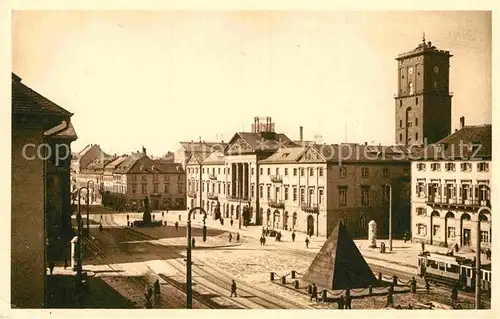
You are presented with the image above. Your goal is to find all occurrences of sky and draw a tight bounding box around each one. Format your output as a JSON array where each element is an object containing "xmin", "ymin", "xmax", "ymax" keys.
[{"xmin": 12, "ymin": 11, "xmax": 491, "ymax": 157}]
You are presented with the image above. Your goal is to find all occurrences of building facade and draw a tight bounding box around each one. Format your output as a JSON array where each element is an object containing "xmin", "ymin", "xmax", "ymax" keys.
[
  {"xmin": 103, "ymin": 148, "xmax": 186, "ymax": 211},
  {"xmin": 395, "ymin": 37, "xmax": 453, "ymax": 146},
  {"xmin": 186, "ymin": 117, "xmax": 413, "ymax": 237},
  {"xmin": 411, "ymin": 124, "xmax": 492, "ymax": 248},
  {"xmin": 11, "ymin": 73, "xmax": 77, "ymax": 307}
]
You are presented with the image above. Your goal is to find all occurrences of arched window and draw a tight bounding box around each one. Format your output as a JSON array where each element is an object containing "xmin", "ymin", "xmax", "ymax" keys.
[{"xmin": 408, "ymin": 82, "xmax": 414, "ymax": 95}]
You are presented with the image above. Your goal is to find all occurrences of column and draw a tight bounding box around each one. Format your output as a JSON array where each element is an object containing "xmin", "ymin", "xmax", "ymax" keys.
[
  {"xmin": 242, "ymin": 163, "xmax": 248, "ymax": 199},
  {"xmin": 232, "ymin": 163, "xmax": 236, "ymax": 197},
  {"xmin": 235, "ymin": 163, "xmax": 240, "ymax": 198}
]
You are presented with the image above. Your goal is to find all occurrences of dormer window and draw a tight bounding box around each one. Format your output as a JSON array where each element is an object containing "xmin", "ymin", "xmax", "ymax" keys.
[{"xmin": 152, "ymin": 165, "xmax": 157, "ymax": 171}]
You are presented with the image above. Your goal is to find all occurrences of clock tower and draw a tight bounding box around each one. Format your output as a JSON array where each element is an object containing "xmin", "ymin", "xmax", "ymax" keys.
[{"xmin": 394, "ymin": 36, "xmax": 453, "ymax": 146}]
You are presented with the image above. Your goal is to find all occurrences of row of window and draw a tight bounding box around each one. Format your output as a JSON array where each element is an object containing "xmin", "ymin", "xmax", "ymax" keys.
[
  {"xmin": 189, "ymin": 166, "xmax": 408, "ymax": 179},
  {"xmin": 130, "ymin": 174, "xmax": 184, "ymax": 182},
  {"xmin": 399, "ymin": 117, "xmax": 419, "ymax": 128},
  {"xmin": 417, "ymin": 162, "xmax": 489, "ymax": 172},
  {"xmin": 399, "ymin": 132, "xmax": 419, "ymax": 142},
  {"xmin": 415, "ymin": 182, "xmax": 490, "ymax": 201},
  {"xmin": 131, "ymin": 183, "xmax": 184, "ymax": 195},
  {"xmin": 416, "ymin": 224, "xmax": 490, "ymax": 243}
]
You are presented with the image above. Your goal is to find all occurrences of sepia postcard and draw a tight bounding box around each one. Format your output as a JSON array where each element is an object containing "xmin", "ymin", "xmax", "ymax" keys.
[{"xmin": 1, "ymin": 2, "xmax": 498, "ymax": 319}]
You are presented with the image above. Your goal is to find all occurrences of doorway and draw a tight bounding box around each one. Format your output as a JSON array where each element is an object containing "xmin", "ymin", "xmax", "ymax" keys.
[
  {"xmin": 463, "ymin": 229, "xmax": 471, "ymax": 246},
  {"xmin": 307, "ymin": 215, "xmax": 314, "ymax": 236}
]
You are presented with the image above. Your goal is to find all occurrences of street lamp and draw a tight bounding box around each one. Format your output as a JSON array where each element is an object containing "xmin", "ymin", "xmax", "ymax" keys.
[
  {"xmin": 475, "ymin": 206, "xmax": 490, "ymax": 309},
  {"xmin": 76, "ymin": 186, "xmax": 88, "ymax": 272},
  {"xmin": 86, "ymin": 180, "xmax": 95, "ymax": 237},
  {"xmin": 186, "ymin": 206, "xmax": 207, "ymax": 309},
  {"xmin": 384, "ymin": 183, "xmax": 393, "ymax": 251}
]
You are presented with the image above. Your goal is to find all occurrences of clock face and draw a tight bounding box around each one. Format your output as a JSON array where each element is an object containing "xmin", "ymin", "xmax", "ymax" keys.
[
  {"xmin": 408, "ymin": 67, "xmax": 414, "ymax": 75},
  {"xmin": 433, "ymin": 65, "xmax": 439, "ymax": 73}
]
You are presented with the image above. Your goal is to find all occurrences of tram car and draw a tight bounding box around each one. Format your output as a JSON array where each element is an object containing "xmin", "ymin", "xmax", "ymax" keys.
[{"xmin": 417, "ymin": 251, "xmax": 491, "ymax": 293}]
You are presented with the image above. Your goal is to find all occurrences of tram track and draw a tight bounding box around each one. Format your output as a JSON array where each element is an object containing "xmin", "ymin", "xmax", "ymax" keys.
[{"xmin": 117, "ymin": 226, "xmax": 310, "ymax": 309}]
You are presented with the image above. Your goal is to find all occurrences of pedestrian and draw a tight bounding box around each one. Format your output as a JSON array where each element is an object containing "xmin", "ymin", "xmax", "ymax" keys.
[
  {"xmin": 99, "ymin": 223, "xmax": 103, "ymax": 232},
  {"xmin": 345, "ymin": 289, "xmax": 352, "ymax": 309},
  {"xmin": 153, "ymin": 279, "xmax": 161, "ymax": 296},
  {"xmin": 291, "ymin": 231, "xmax": 296, "ymax": 242},
  {"xmin": 229, "ymin": 233, "xmax": 233, "ymax": 243},
  {"xmin": 262, "ymin": 227, "xmax": 265, "ymax": 236},
  {"xmin": 236, "ymin": 233, "xmax": 240, "ymax": 242},
  {"xmin": 404, "ymin": 230, "xmax": 409, "ymax": 243},
  {"xmin": 311, "ymin": 283, "xmax": 318, "ymax": 302},
  {"xmin": 410, "ymin": 277, "xmax": 417, "ymax": 293},
  {"xmin": 385, "ymin": 290, "xmax": 394, "ymax": 308},
  {"xmin": 175, "ymin": 221, "xmax": 179, "ymax": 231},
  {"xmin": 48, "ymin": 261, "xmax": 55, "ymax": 275},
  {"xmin": 126, "ymin": 214, "xmax": 130, "ymax": 221},
  {"xmin": 421, "ymin": 241, "xmax": 425, "ymax": 252},
  {"xmin": 451, "ymin": 284, "xmax": 458, "ymax": 306},
  {"xmin": 230, "ymin": 280, "xmax": 237, "ymax": 297},
  {"xmin": 338, "ymin": 295, "xmax": 345, "ymax": 309},
  {"xmin": 305, "ymin": 237, "xmax": 310, "ymax": 249},
  {"xmin": 425, "ymin": 279, "xmax": 431, "ymax": 294},
  {"xmin": 192, "ymin": 238, "xmax": 196, "ymax": 249},
  {"xmin": 230, "ymin": 219, "xmax": 234, "ymax": 226},
  {"xmin": 162, "ymin": 211, "xmax": 165, "ymax": 218},
  {"xmin": 152, "ymin": 214, "xmax": 155, "ymax": 221}
]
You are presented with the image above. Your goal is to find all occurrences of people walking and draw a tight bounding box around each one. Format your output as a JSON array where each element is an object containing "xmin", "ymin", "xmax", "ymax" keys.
[
  {"xmin": 229, "ymin": 233, "xmax": 233, "ymax": 243},
  {"xmin": 385, "ymin": 290, "xmax": 394, "ymax": 308},
  {"xmin": 291, "ymin": 231, "xmax": 296, "ymax": 242},
  {"xmin": 451, "ymin": 284, "xmax": 458, "ymax": 306},
  {"xmin": 338, "ymin": 295, "xmax": 345, "ymax": 309},
  {"xmin": 192, "ymin": 238, "xmax": 196, "ymax": 249},
  {"xmin": 162, "ymin": 211, "xmax": 165, "ymax": 218},
  {"xmin": 144, "ymin": 286, "xmax": 154, "ymax": 308},
  {"xmin": 305, "ymin": 237, "xmax": 310, "ymax": 249},
  {"xmin": 153, "ymin": 279, "xmax": 161, "ymax": 296},
  {"xmin": 152, "ymin": 214, "xmax": 155, "ymax": 221},
  {"xmin": 230, "ymin": 219, "xmax": 234, "ymax": 226},
  {"xmin": 175, "ymin": 221, "xmax": 179, "ymax": 231},
  {"xmin": 236, "ymin": 233, "xmax": 240, "ymax": 242},
  {"xmin": 410, "ymin": 277, "xmax": 417, "ymax": 293},
  {"xmin": 345, "ymin": 289, "xmax": 352, "ymax": 309},
  {"xmin": 425, "ymin": 279, "xmax": 431, "ymax": 293},
  {"xmin": 310, "ymin": 283, "xmax": 318, "ymax": 302},
  {"xmin": 230, "ymin": 280, "xmax": 237, "ymax": 297}
]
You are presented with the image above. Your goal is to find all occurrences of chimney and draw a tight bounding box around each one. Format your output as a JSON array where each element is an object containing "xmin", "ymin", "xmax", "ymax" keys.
[
  {"xmin": 460, "ymin": 116, "xmax": 465, "ymax": 129},
  {"xmin": 299, "ymin": 126, "xmax": 304, "ymax": 145},
  {"xmin": 364, "ymin": 142, "xmax": 368, "ymax": 146},
  {"xmin": 142, "ymin": 146, "xmax": 146, "ymax": 155}
]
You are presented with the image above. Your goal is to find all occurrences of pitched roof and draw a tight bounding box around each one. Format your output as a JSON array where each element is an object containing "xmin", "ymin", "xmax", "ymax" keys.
[
  {"xmin": 153, "ymin": 159, "xmax": 184, "ymax": 173},
  {"xmin": 179, "ymin": 141, "xmax": 228, "ymax": 154},
  {"xmin": 418, "ymin": 125, "xmax": 492, "ymax": 161},
  {"xmin": 44, "ymin": 120, "xmax": 78, "ymax": 139},
  {"xmin": 310, "ymin": 143, "xmax": 415, "ymax": 163},
  {"xmin": 12, "ymin": 73, "xmax": 72, "ymax": 117},
  {"xmin": 259, "ymin": 146, "xmax": 307, "ymax": 163},
  {"xmin": 302, "ymin": 221, "xmax": 378, "ymax": 290},
  {"xmin": 113, "ymin": 152, "xmax": 145, "ymax": 174},
  {"xmin": 104, "ymin": 155, "xmax": 129, "ymax": 172},
  {"xmin": 81, "ymin": 154, "xmax": 116, "ymax": 173},
  {"xmin": 202, "ymin": 150, "xmax": 226, "ymax": 164}
]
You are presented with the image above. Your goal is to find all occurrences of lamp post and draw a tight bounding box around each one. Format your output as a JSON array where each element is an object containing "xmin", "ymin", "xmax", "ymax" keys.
[
  {"xmin": 186, "ymin": 206, "xmax": 207, "ymax": 309},
  {"xmin": 86, "ymin": 180, "xmax": 95, "ymax": 237},
  {"xmin": 384, "ymin": 183, "xmax": 393, "ymax": 251},
  {"xmin": 76, "ymin": 186, "xmax": 88, "ymax": 272},
  {"xmin": 475, "ymin": 206, "xmax": 490, "ymax": 309}
]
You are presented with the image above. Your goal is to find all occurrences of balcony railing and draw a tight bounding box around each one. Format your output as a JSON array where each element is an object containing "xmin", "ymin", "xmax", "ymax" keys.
[
  {"xmin": 301, "ymin": 203, "xmax": 319, "ymax": 213},
  {"xmin": 270, "ymin": 175, "xmax": 283, "ymax": 183},
  {"xmin": 150, "ymin": 192, "xmax": 162, "ymax": 197},
  {"xmin": 268, "ymin": 199, "xmax": 285, "ymax": 208},
  {"xmin": 426, "ymin": 197, "xmax": 490, "ymax": 208},
  {"xmin": 187, "ymin": 191, "xmax": 197, "ymax": 198},
  {"xmin": 207, "ymin": 192, "xmax": 218, "ymax": 200},
  {"xmin": 208, "ymin": 174, "xmax": 217, "ymax": 180}
]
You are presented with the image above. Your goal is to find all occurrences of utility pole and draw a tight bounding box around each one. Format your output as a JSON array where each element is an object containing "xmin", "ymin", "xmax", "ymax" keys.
[
  {"xmin": 86, "ymin": 180, "xmax": 95, "ymax": 237},
  {"xmin": 186, "ymin": 207, "xmax": 206, "ymax": 309}
]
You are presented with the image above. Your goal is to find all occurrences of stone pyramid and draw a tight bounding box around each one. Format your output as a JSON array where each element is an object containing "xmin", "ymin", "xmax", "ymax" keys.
[{"xmin": 302, "ymin": 221, "xmax": 377, "ymax": 290}]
